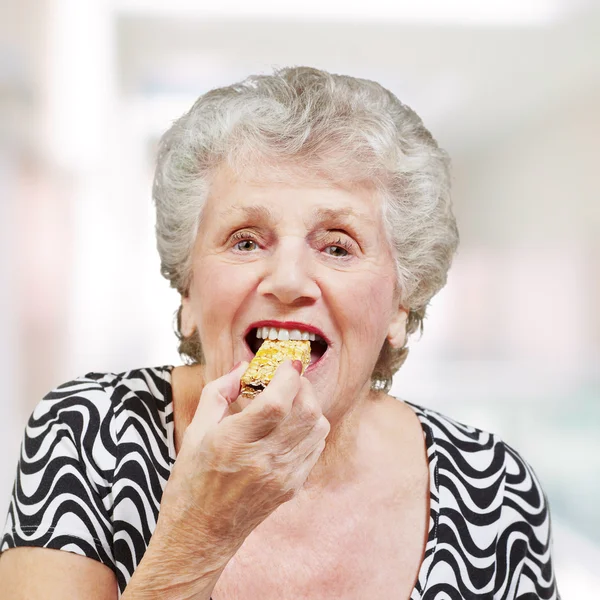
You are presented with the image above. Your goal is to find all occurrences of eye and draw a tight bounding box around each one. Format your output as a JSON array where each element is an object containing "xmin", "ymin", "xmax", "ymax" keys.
[
  {"xmin": 323, "ymin": 237, "xmax": 355, "ymax": 258},
  {"xmin": 231, "ymin": 231, "xmax": 259, "ymax": 252},
  {"xmin": 229, "ymin": 231, "xmax": 356, "ymax": 258}
]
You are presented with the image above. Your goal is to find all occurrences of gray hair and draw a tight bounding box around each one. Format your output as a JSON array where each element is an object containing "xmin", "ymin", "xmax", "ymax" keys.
[{"xmin": 153, "ymin": 66, "xmax": 459, "ymax": 391}]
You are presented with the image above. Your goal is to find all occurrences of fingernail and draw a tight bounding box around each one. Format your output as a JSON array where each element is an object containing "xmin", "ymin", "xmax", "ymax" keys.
[
  {"xmin": 291, "ymin": 360, "xmax": 303, "ymax": 375},
  {"xmin": 228, "ymin": 361, "xmax": 242, "ymax": 374}
]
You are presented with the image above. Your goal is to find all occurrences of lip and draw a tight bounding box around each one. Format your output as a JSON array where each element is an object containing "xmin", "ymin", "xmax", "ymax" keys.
[
  {"xmin": 241, "ymin": 333, "xmax": 331, "ymax": 372},
  {"xmin": 305, "ymin": 344, "xmax": 330, "ymax": 373},
  {"xmin": 243, "ymin": 320, "xmax": 331, "ymax": 346},
  {"xmin": 242, "ymin": 320, "xmax": 332, "ymax": 372}
]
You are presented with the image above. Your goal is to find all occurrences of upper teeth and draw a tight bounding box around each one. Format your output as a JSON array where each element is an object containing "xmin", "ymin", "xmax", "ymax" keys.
[{"xmin": 256, "ymin": 327, "xmax": 323, "ymax": 342}]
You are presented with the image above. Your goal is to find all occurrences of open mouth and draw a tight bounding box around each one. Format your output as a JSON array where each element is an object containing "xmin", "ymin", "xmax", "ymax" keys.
[{"xmin": 244, "ymin": 329, "xmax": 329, "ymax": 367}]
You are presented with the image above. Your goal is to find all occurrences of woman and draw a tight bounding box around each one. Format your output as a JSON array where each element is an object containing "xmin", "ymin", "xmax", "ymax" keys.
[{"xmin": 0, "ymin": 67, "xmax": 559, "ymax": 599}]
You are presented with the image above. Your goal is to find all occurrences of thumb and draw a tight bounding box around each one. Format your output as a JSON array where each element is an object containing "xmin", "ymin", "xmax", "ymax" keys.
[{"xmin": 191, "ymin": 361, "xmax": 250, "ymax": 438}]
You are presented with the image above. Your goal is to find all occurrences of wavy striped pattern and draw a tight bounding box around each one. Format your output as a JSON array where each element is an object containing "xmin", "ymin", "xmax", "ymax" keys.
[
  {"xmin": 407, "ymin": 403, "xmax": 560, "ymax": 599},
  {"xmin": 1, "ymin": 368, "xmax": 559, "ymax": 598}
]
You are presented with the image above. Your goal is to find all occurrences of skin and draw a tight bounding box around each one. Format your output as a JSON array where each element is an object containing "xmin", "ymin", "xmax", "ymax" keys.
[{"xmin": 0, "ymin": 548, "xmax": 117, "ymax": 600}]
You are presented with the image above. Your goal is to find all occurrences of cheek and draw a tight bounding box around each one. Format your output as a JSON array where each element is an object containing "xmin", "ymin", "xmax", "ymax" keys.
[
  {"xmin": 348, "ymin": 277, "xmax": 396, "ymax": 343},
  {"xmin": 192, "ymin": 260, "xmax": 255, "ymax": 321}
]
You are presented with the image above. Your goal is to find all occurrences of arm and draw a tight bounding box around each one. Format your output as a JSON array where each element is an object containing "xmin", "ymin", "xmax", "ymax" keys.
[
  {"xmin": 122, "ymin": 359, "xmax": 329, "ymax": 598},
  {"xmin": 0, "ymin": 540, "xmax": 224, "ymax": 600},
  {"xmin": 497, "ymin": 443, "xmax": 560, "ymax": 600},
  {"xmin": 0, "ymin": 547, "xmax": 118, "ymax": 600},
  {"xmin": 513, "ymin": 489, "xmax": 559, "ymax": 600},
  {"xmin": 120, "ymin": 516, "xmax": 233, "ymax": 600},
  {"xmin": 0, "ymin": 384, "xmax": 222, "ymax": 600},
  {"xmin": 0, "ymin": 377, "xmax": 118, "ymax": 597}
]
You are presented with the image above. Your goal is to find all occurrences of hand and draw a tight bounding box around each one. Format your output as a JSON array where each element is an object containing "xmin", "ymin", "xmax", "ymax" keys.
[{"xmin": 159, "ymin": 359, "xmax": 331, "ymax": 548}]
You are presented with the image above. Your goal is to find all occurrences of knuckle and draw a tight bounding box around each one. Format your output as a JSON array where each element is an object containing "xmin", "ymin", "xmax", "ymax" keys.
[
  {"xmin": 198, "ymin": 429, "xmax": 223, "ymax": 456},
  {"xmin": 261, "ymin": 398, "xmax": 287, "ymax": 420},
  {"xmin": 200, "ymin": 429, "xmax": 218, "ymax": 451},
  {"xmin": 298, "ymin": 401, "xmax": 321, "ymax": 423},
  {"xmin": 265, "ymin": 463, "xmax": 292, "ymax": 493},
  {"xmin": 273, "ymin": 469, "xmax": 290, "ymax": 490},
  {"xmin": 252, "ymin": 455, "xmax": 273, "ymax": 477},
  {"xmin": 207, "ymin": 433, "xmax": 238, "ymax": 463},
  {"xmin": 200, "ymin": 378, "xmax": 220, "ymax": 398},
  {"xmin": 271, "ymin": 449, "xmax": 294, "ymax": 472},
  {"xmin": 317, "ymin": 415, "xmax": 331, "ymax": 436}
]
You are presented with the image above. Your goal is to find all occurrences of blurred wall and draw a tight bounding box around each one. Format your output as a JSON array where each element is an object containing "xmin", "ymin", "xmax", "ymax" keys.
[{"xmin": 393, "ymin": 87, "xmax": 600, "ymax": 588}]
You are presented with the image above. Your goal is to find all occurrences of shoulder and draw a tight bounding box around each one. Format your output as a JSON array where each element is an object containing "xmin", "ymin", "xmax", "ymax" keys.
[
  {"xmin": 379, "ymin": 400, "xmax": 560, "ymax": 596},
  {"xmin": 407, "ymin": 400, "xmax": 552, "ymax": 531},
  {"xmin": 2, "ymin": 367, "xmax": 175, "ymax": 561},
  {"xmin": 406, "ymin": 400, "xmax": 502, "ymax": 461},
  {"xmin": 23, "ymin": 365, "xmax": 175, "ymax": 470},
  {"xmin": 33, "ymin": 366, "xmax": 174, "ymax": 419}
]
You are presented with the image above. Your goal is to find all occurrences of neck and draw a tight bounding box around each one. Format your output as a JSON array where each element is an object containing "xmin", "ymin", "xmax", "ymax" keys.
[{"xmin": 298, "ymin": 386, "xmax": 387, "ymax": 497}]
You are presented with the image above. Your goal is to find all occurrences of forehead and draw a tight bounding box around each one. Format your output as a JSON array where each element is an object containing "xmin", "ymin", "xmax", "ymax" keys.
[
  {"xmin": 222, "ymin": 204, "xmax": 378, "ymax": 230},
  {"xmin": 205, "ymin": 166, "xmax": 382, "ymax": 228}
]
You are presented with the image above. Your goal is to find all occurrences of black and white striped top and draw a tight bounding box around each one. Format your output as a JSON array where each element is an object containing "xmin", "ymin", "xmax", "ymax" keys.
[{"xmin": 1, "ymin": 367, "xmax": 560, "ymax": 598}]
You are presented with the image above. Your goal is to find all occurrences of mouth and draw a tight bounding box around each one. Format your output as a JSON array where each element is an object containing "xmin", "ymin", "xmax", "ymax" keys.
[{"xmin": 244, "ymin": 328, "xmax": 329, "ymax": 369}]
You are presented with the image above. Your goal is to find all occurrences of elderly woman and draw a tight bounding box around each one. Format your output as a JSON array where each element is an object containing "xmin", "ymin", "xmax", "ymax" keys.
[{"xmin": 1, "ymin": 67, "xmax": 558, "ymax": 599}]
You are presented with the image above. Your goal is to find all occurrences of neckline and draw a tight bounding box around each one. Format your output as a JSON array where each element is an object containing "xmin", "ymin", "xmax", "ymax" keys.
[{"xmin": 157, "ymin": 366, "xmax": 438, "ymax": 597}]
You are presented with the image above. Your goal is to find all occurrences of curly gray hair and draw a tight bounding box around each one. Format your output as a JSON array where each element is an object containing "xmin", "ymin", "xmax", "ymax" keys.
[{"xmin": 153, "ymin": 66, "xmax": 459, "ymax": 392}]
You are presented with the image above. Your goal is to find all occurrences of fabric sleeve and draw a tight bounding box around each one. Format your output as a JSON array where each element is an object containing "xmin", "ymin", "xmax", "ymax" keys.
[
  {"xmin": 495, "ymin": 442, "xmax": 560, "ymax": 600},
  {"xmin": 1, "ymin": 376, "xmax": 117, "ymax": 572}
]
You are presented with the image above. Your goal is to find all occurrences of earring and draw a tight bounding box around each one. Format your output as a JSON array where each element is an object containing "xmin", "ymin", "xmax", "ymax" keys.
[{"xmin": 370, "ymin": 377, "xmax": 391, "ymax": 393}]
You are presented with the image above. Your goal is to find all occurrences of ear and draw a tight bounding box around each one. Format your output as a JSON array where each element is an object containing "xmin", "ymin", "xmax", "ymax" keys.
[
  {"xmin": 387, "ymin": 306, "xmax": 409, "ymax": 349},
  {"xmin": 180, "ymin": 296, "xmax": 196, "ymax": 338}
]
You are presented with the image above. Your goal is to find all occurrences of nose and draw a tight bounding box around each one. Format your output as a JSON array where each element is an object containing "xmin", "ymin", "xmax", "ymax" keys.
[{"xmin": 256, "ymin": 236, "xmax": 321, "ymax": 305}]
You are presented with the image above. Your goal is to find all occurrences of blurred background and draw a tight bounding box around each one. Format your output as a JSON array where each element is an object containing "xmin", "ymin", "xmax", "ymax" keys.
[{"xmin": 1, "ymin": 0, "xmax": 598, "ymax": 595}]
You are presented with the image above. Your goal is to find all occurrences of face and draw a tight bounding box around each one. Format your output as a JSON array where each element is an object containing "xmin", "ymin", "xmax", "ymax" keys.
[{"xmin": 181, "ymin": 165, "xmax": 408, "ymax": 419}]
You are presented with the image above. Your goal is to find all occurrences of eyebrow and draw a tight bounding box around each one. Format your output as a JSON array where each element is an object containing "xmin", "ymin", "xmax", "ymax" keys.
[{"xmin": 226, "ymin": 205, "xmax": 375, "ymax": 227}]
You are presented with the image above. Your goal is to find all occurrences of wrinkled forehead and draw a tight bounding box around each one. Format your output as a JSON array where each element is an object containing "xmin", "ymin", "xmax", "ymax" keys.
[{"xmin": 202, "ymin": 163, "xmax": 385, "ymax": 229}]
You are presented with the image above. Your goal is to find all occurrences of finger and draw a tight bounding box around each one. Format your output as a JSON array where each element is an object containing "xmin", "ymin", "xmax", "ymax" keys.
[
  {"xmin": 190, "ymin": 361, "xmax": 249, "ymax": 440},
  {"xmin": 289, "ymin": 438, "xmax": 327, "ymax": 492},
  {"xmin": 235, "ymin": 360, "xmax": 302, "ymax": 441},
  {"xmin": 281, "ymin": 414, "xmax": 330, "ymax": 460},
  {"xmin": 275, "ymin": 377, "xmax": 322, "ymax": 444}
]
